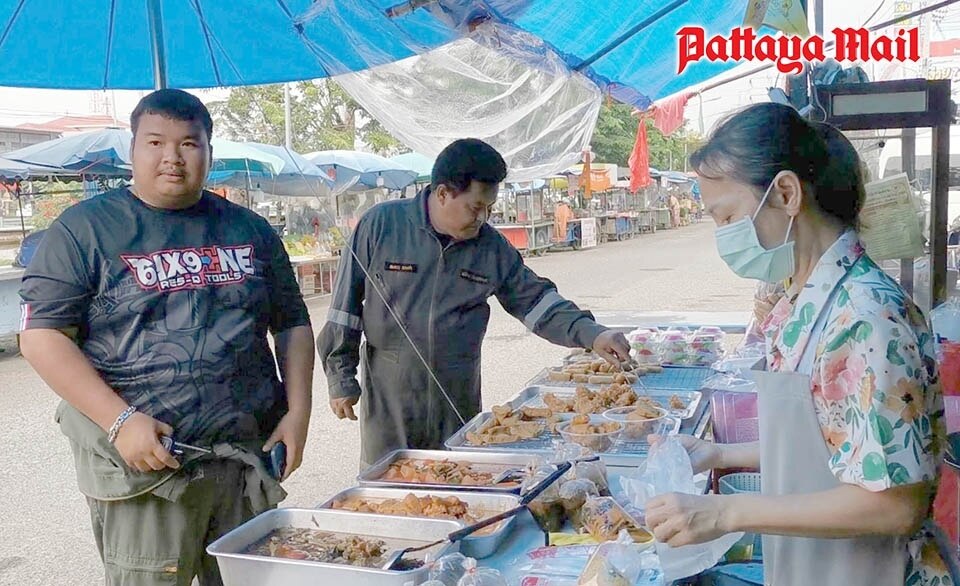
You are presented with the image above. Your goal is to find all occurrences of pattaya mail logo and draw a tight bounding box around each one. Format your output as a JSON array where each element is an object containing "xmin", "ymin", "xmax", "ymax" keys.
[
  {"xmin": 122, "ymin": 245, "xmax": 256, "ymax": 292},
  {"xmin": 677, "ymin": 26, "xmax": 920, "ymax": 74}
]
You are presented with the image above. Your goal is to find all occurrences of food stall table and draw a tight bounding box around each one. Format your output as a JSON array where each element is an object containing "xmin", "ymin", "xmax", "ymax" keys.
[
  {"xmin": 637, "ymin": 210, "xmax": 657, "ymax": 234},
  {"xmin": 289, "ymin": 255, "xmax": 340, "ymax": 298},
  {"xmin": 653, "ymin": 208, "xmax": 672, "ymax": 230},
  {"xmin": 494, "ymin": 220, "xmax": 555, "ymax": 256}
]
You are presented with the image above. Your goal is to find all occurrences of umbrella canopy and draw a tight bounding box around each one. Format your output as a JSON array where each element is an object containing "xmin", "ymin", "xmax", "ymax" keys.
[
  {"xmin": 305, "ymin": 150, "xmax": 418, "ymax": 192},
  {"xmin": 209, "ymin": 143, "xmax": 333, "ymax": 197},
  {"xmin": 2, "ymin": 128, "xmax": 133, "ymax": 175},
  {"xmin": 3, "ymin": 130, "xmax": 287, "ymax": 183},
  {"xmin": 0, "ymin": 156, "xmax": 55, "ymax": 179},
  {"xmin": 389, "ymin": 152, "xmax": 434, "ymax": 183},
  {"xmin": 209, "ymin": 138, "xmax": 285, "ymax": 179},
  {"xmin": 0, "ymin": 0, "xmax": 752, "ymax": 108}
]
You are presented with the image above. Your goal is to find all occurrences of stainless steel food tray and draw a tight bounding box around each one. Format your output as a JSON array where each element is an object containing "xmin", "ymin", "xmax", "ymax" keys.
[
  {"xmin": 506, "ymin": 384, "xmax": 703, "ymax": 421},
  {"xmin": 444, "ymin": 410, "xmax": 681, "ymax": 465},
  {"xmin": 318, "ymin": 487, "xmax": 521, "ymax": 559},
  {"xmin": 207, "ymin": 508, "xmax": 461, "ymax": 586},
  {"xmin": 357, "ymin": 449, "xmax": 538, "ymax": 493}
]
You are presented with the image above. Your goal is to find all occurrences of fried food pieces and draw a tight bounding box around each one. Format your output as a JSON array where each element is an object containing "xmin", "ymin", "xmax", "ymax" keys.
[
  {"xmin": 381, "ymin": 459, "xmax": 495, "ymax": 486},
  {"xmin": 544, "ymin": 385, "xmax": 639, "ymax": 415},
  {"xmin": 466, "ymin": 404, "xmax": 550, "ymax": 446},
  {"xmin": 580, "ymin": 497, "xmax": 652, "ymax": 543},
  {"xmin": 567, "ymin": 414, "xmax": 621, "ymax": 435},
  {"xmin": 627, "ymin": 398, "xmax": 664, "ymax": 421},
  {"xmin": 669, "ymin": 394, "xmax": 687, "ymax": 410},
  {"xmin": 334, "ymin": 493, "xmax": 473, "ymax": 522}
]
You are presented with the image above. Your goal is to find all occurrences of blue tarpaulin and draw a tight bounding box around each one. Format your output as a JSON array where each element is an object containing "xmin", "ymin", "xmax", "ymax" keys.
[{"xmin": 0, "ymin": 0, "xmax": 756, "ymax": 108}]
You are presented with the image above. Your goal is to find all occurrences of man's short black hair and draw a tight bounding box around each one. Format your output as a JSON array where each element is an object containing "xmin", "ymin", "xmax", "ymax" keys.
[
  {"xmin": 432, "ymin": 138, "xmax": 508, "ymax": 194},
  {"xmin": 130, "ymin": 89, "xmax": 213, "ymax": 143}
]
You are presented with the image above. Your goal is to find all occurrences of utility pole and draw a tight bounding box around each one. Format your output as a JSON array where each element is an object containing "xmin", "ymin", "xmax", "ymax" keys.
[
  {"xmin": 284, "ymin": 83, "xmax": 293, "ymax": 150},
  {"xmin": 814, "ymin": 0, "xmax": 823, "ymax": 35}
]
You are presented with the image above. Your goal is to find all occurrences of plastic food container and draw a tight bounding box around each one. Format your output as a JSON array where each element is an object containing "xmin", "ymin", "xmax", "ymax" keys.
[
  {"xmin": 556, "ymin": 421, "xmax": 623, "ymax": 452},
  {"xmin": 627, "ymin": 328, "xmax": 661, "ymax": 365},
  {"xmin": 659, "ymin": 330, "xmax": 692, "ymax": 365},
  {"xmin": 602, "ymin": 406, "xmax": 670, "ymax": 441},
  {"xmin": 690, "ymin": 327, "xmax": 726, "ymax": 366}
]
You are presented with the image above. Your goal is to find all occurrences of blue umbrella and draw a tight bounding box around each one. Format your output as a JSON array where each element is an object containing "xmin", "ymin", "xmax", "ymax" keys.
[
  {"xmin": 2, "ymin": 128, "xmax": 133, "ymax": 175},
  {"xmin": 0, "ymin": 156, "xmax": 58, "ymax": 179},
  {"xmin": 305, "ymin": 150, "xmax": 418, "ymax": 192},
  {"xmin": 0, "ymin": 1, "xmax": 753, "ymax": 108},
  {"xmin": 209, "ymin": 143, "xmax": 333, "ymax": 197},
  {"xmin": 209, "ymin": 138, "xmax": 285, "ymax": 181},
  {"xmin": 389, "ymin": 152, "xmax": 434, "ymax": 183}
]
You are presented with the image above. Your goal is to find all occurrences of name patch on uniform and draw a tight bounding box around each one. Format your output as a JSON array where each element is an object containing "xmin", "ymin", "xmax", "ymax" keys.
[
  {"xmin": 385, "ymin": 261, "xmax": 418, "ymax": 273},
  {"xmin": 459, "ymin": 269, "xmax": 490, "ymax": 285}
]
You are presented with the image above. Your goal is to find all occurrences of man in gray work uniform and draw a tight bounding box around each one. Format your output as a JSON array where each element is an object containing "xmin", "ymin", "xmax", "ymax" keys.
[{"xmin": 317, "ymin": 138, "xmax": 631, "ymax": 467}]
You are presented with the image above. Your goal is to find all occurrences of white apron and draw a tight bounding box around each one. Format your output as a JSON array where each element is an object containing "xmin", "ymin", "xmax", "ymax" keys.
[{"xmin": 747, "ymin": 269, "xmax": 909, "ymax": 586}]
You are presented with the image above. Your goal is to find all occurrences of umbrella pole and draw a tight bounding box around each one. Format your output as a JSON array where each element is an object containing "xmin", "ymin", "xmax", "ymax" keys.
[
  {"xmin": 147, "ymin": 0, "xmax": 168, "ymax": 89},
  {"xmin": 15, "ymin": 182, "xmax": 26, "ymax": 239}
]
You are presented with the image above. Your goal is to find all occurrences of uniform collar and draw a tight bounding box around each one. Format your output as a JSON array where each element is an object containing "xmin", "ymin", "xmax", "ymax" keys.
[
  {"xmin": 413, "ymin": 185, "xmax": 432, "ymax": 232},
  {"xmin": 412, "ymin": 184, "xmax": 494, "ymax": 245},
  {"xmin": 763, "ymin": 229, "xmax": 864, "ymax": 372}
]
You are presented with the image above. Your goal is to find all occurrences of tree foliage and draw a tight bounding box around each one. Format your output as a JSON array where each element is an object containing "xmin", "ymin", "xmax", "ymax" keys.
[
  {"xmin": 208, "ymin": 80, "xmax": 405, "ymax": 156},
  {"xmin": 590, "ymin": 101, "xmax": 704, "ymax": 171}
]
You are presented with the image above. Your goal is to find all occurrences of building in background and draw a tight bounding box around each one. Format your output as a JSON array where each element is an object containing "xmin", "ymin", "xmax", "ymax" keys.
[
  {"xmin": 0, "ymin": 126, "xmax": 60, "ymax": 153},
  {"xmin": 17, "ymin": 114, "xmax": 128, "ymax": 136}
]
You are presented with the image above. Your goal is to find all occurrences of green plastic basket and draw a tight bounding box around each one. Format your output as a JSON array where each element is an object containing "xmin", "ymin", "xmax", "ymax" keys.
[{"xmin": 719, "ymin": 473, "xmax": 762, "ymax": 494}]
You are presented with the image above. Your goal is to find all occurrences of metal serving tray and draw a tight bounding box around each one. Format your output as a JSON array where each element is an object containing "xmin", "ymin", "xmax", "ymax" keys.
[
  {"xmin": 357, "ymin": 449, "xmax": 538, "ymax": 493},
  {"xmin": 444, "ymin": 410, "xmax": 681, "ymax": 467},
  {"xmin": 507, "ymin": 384, "xmax": 703, "ymax": 421},
  {"xmin": 529, "ymin": 365, "xmax": 715, "ymax": 394},
  {"xmin": 206, "ymin": 508, "xmax": 461, "ymax": 586},
  {"xmin": 318, "ymin": 487, "xmax": 521, "ymax": 559}
]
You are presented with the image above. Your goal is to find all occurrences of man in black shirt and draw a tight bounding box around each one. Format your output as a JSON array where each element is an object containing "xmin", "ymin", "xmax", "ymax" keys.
[{"xmin": 19, "ymin": 90, "xmax": 314, "ymax": 585}]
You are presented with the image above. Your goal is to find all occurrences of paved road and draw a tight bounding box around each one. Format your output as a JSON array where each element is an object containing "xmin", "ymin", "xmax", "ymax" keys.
[{"xmin": 0, "ymin": 220, "xmax": 754, "ymax": 585}]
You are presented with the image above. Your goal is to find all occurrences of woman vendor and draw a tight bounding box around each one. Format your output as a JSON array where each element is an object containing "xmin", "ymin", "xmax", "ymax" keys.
[{"xmin": 645, "ymin": 103, "xmax": 952, "ymax": 585}]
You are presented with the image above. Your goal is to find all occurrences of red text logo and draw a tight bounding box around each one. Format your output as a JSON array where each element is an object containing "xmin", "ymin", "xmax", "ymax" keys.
[{"xmin": 677, "ymin": 26, "xmax": 920, "ymax": 75}]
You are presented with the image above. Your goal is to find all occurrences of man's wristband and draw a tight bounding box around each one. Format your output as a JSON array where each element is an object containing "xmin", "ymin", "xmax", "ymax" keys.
[{"xmin": 107, "ymin": 405, "xmax": 137, "ymax": 443}]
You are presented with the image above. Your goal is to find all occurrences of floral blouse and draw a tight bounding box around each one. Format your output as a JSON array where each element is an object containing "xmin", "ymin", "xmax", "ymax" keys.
[{"xmin": 761, "ymin": 230, "xmax": 950, "ymax": 585}]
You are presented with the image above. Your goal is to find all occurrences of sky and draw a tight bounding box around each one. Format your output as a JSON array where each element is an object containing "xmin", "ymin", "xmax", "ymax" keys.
[{"xmin": 0, "ymin": 1, "xmax": 953, "ymax": 137}]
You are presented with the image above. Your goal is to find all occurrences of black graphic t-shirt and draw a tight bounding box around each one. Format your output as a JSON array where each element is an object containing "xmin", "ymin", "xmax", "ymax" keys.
[{"xmin": 20, "ymin": 189, "xmax": 310, "ymax": 444}]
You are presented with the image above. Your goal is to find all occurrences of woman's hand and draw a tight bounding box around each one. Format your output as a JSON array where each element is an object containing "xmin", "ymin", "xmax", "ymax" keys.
[
  {"xmin": 646, "ymin": 493, "xmax": 733, "ymax": 547},
  {"xmin": 649, "ymin": 434, "xmax": 723, "ymax": 475}
]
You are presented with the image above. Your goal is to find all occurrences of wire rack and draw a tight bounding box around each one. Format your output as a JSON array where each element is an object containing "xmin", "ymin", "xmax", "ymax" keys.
[{"xmin": 640, "ymin": 366, "xmax": 714, "ymax": 391}]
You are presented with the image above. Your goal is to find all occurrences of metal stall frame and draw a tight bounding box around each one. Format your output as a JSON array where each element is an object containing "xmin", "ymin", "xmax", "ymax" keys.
[{"xmin": 815, "ymin": 78, "xmax": 956, "ymax": 310}]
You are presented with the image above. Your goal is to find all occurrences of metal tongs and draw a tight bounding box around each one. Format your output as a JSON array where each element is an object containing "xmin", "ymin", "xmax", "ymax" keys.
[{"xmin": 382, "ymin": 459, "xmax": 579, "ymax": 570}]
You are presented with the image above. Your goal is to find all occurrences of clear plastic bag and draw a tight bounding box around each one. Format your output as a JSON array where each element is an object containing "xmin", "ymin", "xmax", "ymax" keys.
[
  {"xmin": 578, "ymin": 530, "xmax": 646, "ymax": 586},
  {"xmin": 508, "ymin": 544, "xmax": 600, "ymax": 582},
  {"xmin": 457, "ymin": 558, "xmax": 507, "ymax": 586},
  {"xmin": 619, "ymin": 436, "xmax": 744, "ymax": 581},
  {"xmin": 559, "ymin": 478, "xmax": 600, "ymax": 528},
  {"xmin": 428, "ymin": 552, "xmax": 470, "ymax": 586},
  {"xmin": 524, "ymin": 465, "xmax": 565, "ymax": 532},
  {"xmin": 574, "ymin": 458, "xmax": 610, "ymax": 497}
]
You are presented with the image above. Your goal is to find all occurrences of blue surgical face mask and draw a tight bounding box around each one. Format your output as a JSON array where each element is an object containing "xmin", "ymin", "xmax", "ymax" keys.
[{"xmin": 714, "ymin": 179, "xmax": 795, "ymax": 283}]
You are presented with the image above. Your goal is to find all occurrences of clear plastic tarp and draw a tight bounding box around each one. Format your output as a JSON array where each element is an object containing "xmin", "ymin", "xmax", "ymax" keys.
[{"xmin": 335, "ymin": 24, "xmax": 601, "ymax": 183}]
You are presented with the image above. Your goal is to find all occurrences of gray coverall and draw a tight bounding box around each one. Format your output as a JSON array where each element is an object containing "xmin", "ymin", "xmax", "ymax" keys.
[{"xmin": 317, "ymin": 188, "xmax": 608, "ymax": 466}]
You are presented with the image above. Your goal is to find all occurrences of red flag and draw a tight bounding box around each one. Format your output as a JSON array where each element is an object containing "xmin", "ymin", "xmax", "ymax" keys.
[{"xmin": 629, "ymin": 119, "xmax": 651, "ymax": 194}]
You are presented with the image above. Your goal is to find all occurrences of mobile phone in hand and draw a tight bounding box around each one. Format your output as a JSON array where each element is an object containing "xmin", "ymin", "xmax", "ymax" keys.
[{"xmin": 266, "ymin": 442, "xmax": 286, "ymax": 480}]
